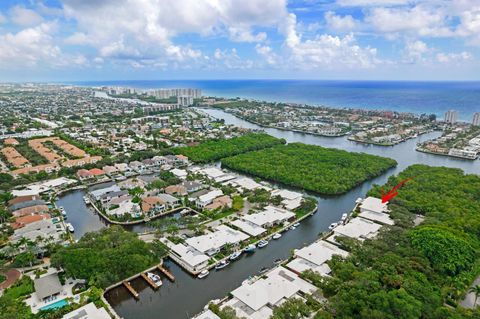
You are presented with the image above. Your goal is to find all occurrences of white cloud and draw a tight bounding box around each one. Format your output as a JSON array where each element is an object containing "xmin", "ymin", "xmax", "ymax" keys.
[
  {"xmin": 0, "ymin": 12, "xmax": 7, "ymax": 24},
  {"xmin": 337, "ymin": 0, "xmax": 412, "ymax": 6},
  {"xmin": 436, "ymin": 52, "xmax": 472, "ymax": 63},
  {"xmin": 325, "ymin": 11, "xmax": 357, "ymax": 32},
  {"xmin": 228, "ymin": 27, "xmax": 267, "ymax": 42},
  {"xmin": 456, "ymin": 5, "xmax": 480, "ymax": 45},
  {"xmin": 0, "ymin": 22, "xmax": 60, "ymax": 68},
  {"xmin": 10, "ymin": 5, "xmax": 44, "ymax": 27},
  {"xmin": 366, "ymin": 5, "xmax": 453, "ymax": 38},
  {"xmin": 403, "ymin": 40, "xmax": 429, "ymax": 63},
  {"xmin": 281, "ymin": 13, "xmax": 379, "ymax": 69},
  {"xmin": 255, "ymin": 44, "xmax": 280, "ymax": 65}
]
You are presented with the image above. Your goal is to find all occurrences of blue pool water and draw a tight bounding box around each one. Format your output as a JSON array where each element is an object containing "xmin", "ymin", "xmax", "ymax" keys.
[{"xmin": 39, "ymin": 298, "xmax": 68, "ymax": 311}]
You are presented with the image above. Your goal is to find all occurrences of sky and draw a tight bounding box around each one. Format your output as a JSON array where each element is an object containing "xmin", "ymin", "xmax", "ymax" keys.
[{"xmin": 0, "ymin": 0, "xmax": 480, "ymax": 81}]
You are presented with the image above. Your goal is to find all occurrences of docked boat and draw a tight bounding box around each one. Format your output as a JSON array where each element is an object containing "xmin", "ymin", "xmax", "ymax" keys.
[
  {"xmin": 257, "ymin": 240, "xmax": 269, "ymax": 248},
  {"xmin": 328, "ymin": 222, "xmax": 338, "ymax": 230},
  {"xmin": 274, "ymin": 258, "xmax": 283, "ymax": 265},
  {"xmin": 197, "ymin": 270, "xmax": 209, "ymax": 279},
  {"xmin": 83, "ymin": 196, "xmax": 91, "ymax": 205},
  {"xmin": 147, "ymin": 272, "xmax": 162, "ymax": 287},
  {"xmin": 293, "ymin": 223, "xmax": 300, "ymax": 227},
  {"xmin": 289, "ymin": 225, "xmax": 296, "ymax": 230},
  {"xmin": 229, "ymin": 251, "xmax": 242, "ymax": 261},
  {"xmin": 341, "ymin": 213, "xmax": 348, "ymax": 222},
  {"xmin": 272, "ymin": 233, "xmax": 282, "ymax": 240},
  {"xmin": 259, "ymin": 267, "xmax": 269, "ymax": 274},
  {"xmin": 215, "ymin": 260, "xmax": 230, "ymax": 270},
  {"xmin": 60, "ymin": 207, "xmax": 67, "ymax": 217},
  {"xmin": 66, "ymin": 223, "xmax": 75, "ymax": 233},
  {"xmin": 244, "ymin": 244, "xmax": 256, "ymax": 253}
]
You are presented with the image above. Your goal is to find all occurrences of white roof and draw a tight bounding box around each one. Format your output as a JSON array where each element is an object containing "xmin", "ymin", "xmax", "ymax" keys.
[
  {"xmin": 200, "ymin": 167, "xmax": 225, "ymax": 179},
  {"xmin": 171, "ymin": 168, "xmax": 188, "ymax": 178},
  {"xmin": 360, "ymin": 196, "xmax": 388, "ymax": 213},
  {"xmin": 13, "ymin": 178, "xmax": 76, "ymax": 195},
  {"xmin": 231, "ymin": 267, "xmax": 316, "ymax": 311},
  {"xmin": 331, "ymin": 217, "xmax": 382, "ymax": 241},
  {"xmin": 198, "ymin": 189, "xmax": 223, "ymax": 204},
  {"xmin": 168, "ymin": 242, "xmax": 209, "ymax": 268},
  {"xmin": 62, "ymin": 303, "xmax": 110, "ymax": 319},
  {"xmin": 229, "ymin": 177, "xmax": 262, "ymax": 190},
  {"xmin": 358, "ymin": 210, "xmax": 394, "ymax": 225},
  {"xmin": 231, "ymin": 219, "xmax": 267, "ymax": 237},
  {"xmin": 271, "ymin": 189, "xmax": 302, "ymax": 200},
  {"xmin": 282, "ymin": 197, "xmax": 303, "ymax": 210},
  {"xmin": 286, "ymin": 258, "xmax": 332, "ymax": 276},
  {"xmin": 90, "ymin": 185, "xmax": 121, "ymax": 199},
  {"xmin": 214, "ymin": 174, "xmax": 236, "ymax": 183},
  {"xmin": 294, "ymin": 240, "xmax": 349, "ymax": 267},
  {"xmin": 242, "ymin": 205, "xmax": 295, "ymax": 227},
  {"xmin": 186, "ymin": 224, "xmax": 249, "ymax": 254},
  {"xmin": 192, "ymin": 310, "xmax": 221, "ymax": 319},
  {"xmin": 223, "ymin": 298, "xmax": 273, "ymax": 319}
]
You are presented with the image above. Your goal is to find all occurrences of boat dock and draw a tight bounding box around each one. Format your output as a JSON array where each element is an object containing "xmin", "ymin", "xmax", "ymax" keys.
[
  {"xmin": 141, "ymin": 272, "xmax": 159, "ymax": 290},
  {"xmin": 157, "ymin": 265, "xmax": 175, "ymax": 281},
  {"xmin": 123, "ymin": 281, "xmax": 139, "ymax": 299}
]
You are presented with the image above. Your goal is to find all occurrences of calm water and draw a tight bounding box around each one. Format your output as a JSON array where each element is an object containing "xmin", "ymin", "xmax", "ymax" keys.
[
  {"xmin": 103, "ymin": 109, "xmax": 479, "ymax": 319},
  {"xmin": 75, "ymin": 80, "xmax": 480, "ymax": 120}
]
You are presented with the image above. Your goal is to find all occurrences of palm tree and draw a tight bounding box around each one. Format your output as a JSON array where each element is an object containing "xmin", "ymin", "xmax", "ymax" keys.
[{"xmin": 469, "ymin": 285, "xmax": 480, "ymax": 307}]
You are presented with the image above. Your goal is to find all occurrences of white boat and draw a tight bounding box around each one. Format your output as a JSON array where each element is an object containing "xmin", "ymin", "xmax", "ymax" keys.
[
  {"xmin": 83, "ymin": 196, "xmax": 91, "ymax": 204},
  {"xmin": 197, "ymin": 270, "xmax": 209, "ymax": 279},
  {"xmin": 229, "ymin": 251, "xmax": 242, "ymax": 261},
  {"xmin": 289, "ymin": 226, "xmax": 296, "ymax": 230},
  {"xmin": 272, "ymin": 233, "xmax": 282, "ymax": 240},
  {"xmin": 147, "ymin": 272, "xmax": 162, "ymax": 287},
  {"xmin": 215, "ymin": 260, "xmax": 230, "ymax": 270},
  {"xmin": 66, "ymin": 223, "xmax": 75, "ymax": 232},
  {"xmin": 341, "ymin": 213, "xmax": 348, "ymax": 221},
  {"xmin": 244, "ymin": 244, "xmax": 256, "ymax": 253},
  {"xmin": 257, "ymin": 240, "xmax": 269, "ymax": 248},
  {"xmin": 293, "ymin": 223, "xmax": 300, "ymax": 227},
  {"xmin": 328, "ymin": 222, "xmax": 338, "ymax": 230},
  {"xmin": 59, "ymin": 207, "xmax": 67, "ymax": 216}
]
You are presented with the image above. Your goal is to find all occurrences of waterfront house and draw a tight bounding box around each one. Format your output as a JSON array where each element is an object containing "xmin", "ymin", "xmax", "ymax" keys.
[
  {"xmin": 196, "ymin": 189, "xmax": 224, "ymax": 209},
  {"xmin": 327, "ymin": 217, "xmax": 382, "ymax": 243},
  {"xmin": 62, "ymin": 303, "xmax": 110, "ymax": 319},
  {"xmin": 8, "ymin": 194, "xmax": 41, "ymax": 206},
  {"xmin": 141, "ymin": 196, "xmax": 167, "ymax": 215},
  {"xmin": 185, "ymin": 225, "xmax": 249, "ymax": 256},
  {"xmin": 286, "ymin": 240, "xmax": 349, "ymax": 276},
  {"xmin": 12, "ymin": 205, "xmax": 50, "ymax": 217},
  {"xmin": 162, "ymin": 240, "xmax": 210, "ymax": 274},
  {"xmin": 9, "ymin": 199, "xmax": 46, "ymax": 212},
  {"xmin": 156, "ymin": 193, "xmax": 180, "ymax": 209},
  {"xmin": 90, "ymin": 185, "xmax": 121, "ymax": 201},
  {"xmin": 230, "ymin": 219, "xmax": 267, "ymax": 237},
  {"xmin": 221, "ymin": 267, "xmax": 317, "ymax": 319},
  {"xmin": 242, "ymin": 205, "xmax": 295, "ymax": 228},
  {"xmin": 99, "ymin": 190, "xmax": 129, "ymax": 205},
  {"xmin": 205, "ymin": 195, "xmax": 232, "ymax": 211},
  {"xmin": 11, "ymin": 219, "xmax": 64, "ymax": 245},
  {"xmin": 102, "ymin": 165, "xmax": 118, "ymax": 176},
  {"xmin": 358, "ymin": 197, "xmax": 393, "ymax": 225}
]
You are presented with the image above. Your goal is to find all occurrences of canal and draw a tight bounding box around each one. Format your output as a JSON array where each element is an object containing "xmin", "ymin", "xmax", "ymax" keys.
[{"xmin": 63, "ymin": 108, "xmax": 479, "ymax": 318}]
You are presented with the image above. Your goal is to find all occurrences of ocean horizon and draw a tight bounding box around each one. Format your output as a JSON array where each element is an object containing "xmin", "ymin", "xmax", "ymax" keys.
[{"xmin": 70, "ymin": 79, "xmax": 480, "ymax": 121}]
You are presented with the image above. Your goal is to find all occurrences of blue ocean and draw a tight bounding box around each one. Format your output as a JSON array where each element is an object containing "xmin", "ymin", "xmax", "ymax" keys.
[{"xmin": 73, "ymin": 80, "xmax": 480, "ymax": 121}]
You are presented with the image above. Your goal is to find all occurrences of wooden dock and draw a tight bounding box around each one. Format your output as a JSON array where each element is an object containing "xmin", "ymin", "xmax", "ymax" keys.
[
  {"xmin": 141, "ymin": 272, "xmax": 159, "ymax": 290},
  {"xmin": 157, "ymin": 266, "xmax": 175, "ymax": 282},
  {"xmin": 123, "ymin": 281, "xmax": 139, "ymax": 299}
]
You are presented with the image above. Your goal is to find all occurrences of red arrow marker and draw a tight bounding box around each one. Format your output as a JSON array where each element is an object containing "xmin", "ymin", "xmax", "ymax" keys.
[{"xmin": 381, "ymin": 178, "xmax": 412, "ymax": 203}]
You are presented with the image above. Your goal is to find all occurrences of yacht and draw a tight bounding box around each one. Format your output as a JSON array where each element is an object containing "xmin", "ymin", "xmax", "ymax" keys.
[
  {"xmin": 289, "ymin": 225, "xmax": 296, "ymax": 230},
  {"xmin": 215, "ymin": 260, "xmax": 230, "ymax": 270},
  {"xmin": 328, "ymin": 222, "xmax": 338, "ymax": 230},
  {"xmin": 341, "ymin": 213, "xmax": 348, "ymax": 222},
  {"xmin": 293, "ymin": 222, "xmax": 300, "ymax": 227},
  {"xmin": 244, "ymin": 244, "xmax": 256, "ymax": 253},
  {"xmin": 197, "ymin": 270, "xmax": 209, "ymax": 279},
  {"xmin": 83, "ymin": 196, "xmax": 91, "ymax": 205},
  {"xmin": 66, "ymin": 223, "xmax": 75, "ymax": 233},
  {"xmin": 272, "ymin": 233, "xmax": 282, "ymax": 240},
  {"xmin": 229, "ymin": 251, "xmax": 242, "ymax": 261},
  {"xmin": 60, "ymin": 207, "xmax": 67, "ymax": 217},
  {"xmin": 147, "ymin": 272, "xmax": 162, "ymax": 287},
  {"xmin": 257, "ymin": 240, "xmax": 269, "ymax": 248}
]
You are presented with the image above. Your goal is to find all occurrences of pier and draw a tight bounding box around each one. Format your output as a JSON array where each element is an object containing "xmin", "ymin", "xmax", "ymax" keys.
[
  {"xmin": 157, "ymin": 266, "xmax": 175, "ymax": 281},
  {"xmin": 122, "ymin": 281, "xmax": 139, "ymax": 299}
]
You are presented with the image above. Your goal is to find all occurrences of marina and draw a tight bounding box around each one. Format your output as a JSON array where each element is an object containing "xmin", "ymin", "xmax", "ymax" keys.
[{"xmin": 102, "ymin": 110, "xmax": 479, "ymax": 319}]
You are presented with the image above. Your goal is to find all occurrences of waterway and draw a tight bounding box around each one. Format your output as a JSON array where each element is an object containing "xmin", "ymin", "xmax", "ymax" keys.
[{"xmin": 65, "ymin": 108, "xmax": 479, "ymax": 319}]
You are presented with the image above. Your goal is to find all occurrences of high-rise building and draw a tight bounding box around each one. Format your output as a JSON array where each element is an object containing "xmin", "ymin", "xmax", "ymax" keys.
[
  {"xmin": 473, "ymin": 112, "xmax": 480, "ymax": 126},
  {"xmin": 444, "ymin": 110, "xmax": 458, "ymax": 124}
]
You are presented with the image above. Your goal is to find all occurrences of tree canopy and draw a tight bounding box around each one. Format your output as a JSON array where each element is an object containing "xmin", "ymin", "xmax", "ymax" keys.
[
  {"xmin": 222, "ymin": 143, "xmax": 397, "ymax": 195},
  {"xmin": 174, "ymin": 133, "xmax": 285, "ymax": 163},
  {"xmin": 51, "ymin": 226, "xmax": 161, "ymax": 288}
]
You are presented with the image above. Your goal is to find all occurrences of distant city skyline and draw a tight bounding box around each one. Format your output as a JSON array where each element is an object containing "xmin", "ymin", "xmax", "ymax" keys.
[{"xmin": 0, "ymin": 0, "xmax": 479, "ymax": 82}]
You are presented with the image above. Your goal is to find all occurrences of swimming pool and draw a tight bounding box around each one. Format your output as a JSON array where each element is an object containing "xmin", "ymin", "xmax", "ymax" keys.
[{"xmin": 39, "ymin": 298, "xmax": 68, "ymax": 311}]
